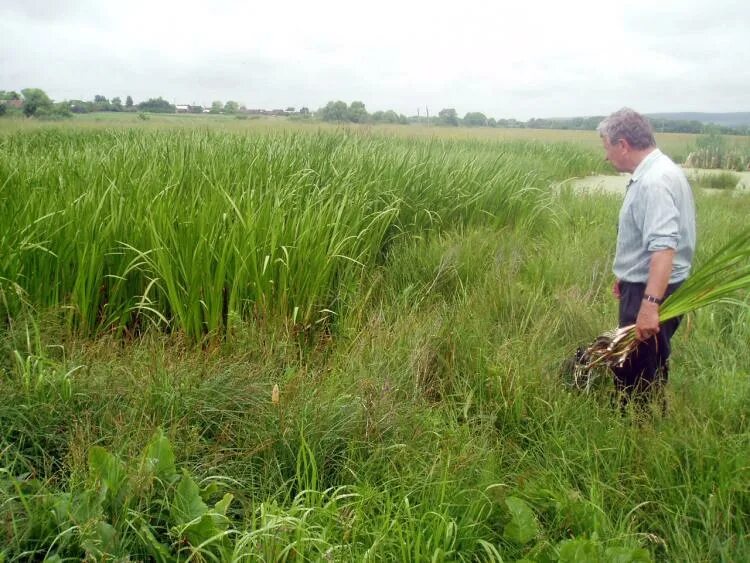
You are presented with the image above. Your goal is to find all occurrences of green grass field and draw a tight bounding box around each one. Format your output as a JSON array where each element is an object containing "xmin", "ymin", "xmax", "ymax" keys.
[
  {"xmin": 1, "ymin": 111, "xmax": 723, "ymax": 160},
  {"xmin": 1, "ymin": 120, "xmax": 749, "ymax": 561}
]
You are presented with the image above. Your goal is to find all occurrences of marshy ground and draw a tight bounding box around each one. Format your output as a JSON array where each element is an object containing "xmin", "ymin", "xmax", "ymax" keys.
[{"xmin": 570, "ymin": 168, "xmax": 750, "ymax": 195}]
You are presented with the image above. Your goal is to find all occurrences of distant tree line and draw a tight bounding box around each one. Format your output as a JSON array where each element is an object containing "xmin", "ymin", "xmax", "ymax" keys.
[
  {"xmin": 314, "ymin": 101, "xmax": 750, "ymax": 135},
  {"xmin": 69, "ymin": 95, "xmax": 176, "ymax": 114},
  {"xmin": 317, "ymin": 101, "xmax": 409, "ymax": 124},
  {"xmin": 0, "ymin": 89, "xmax": 309, "ymax": 118},
  {"xmin": 3, "ymin": 89, "xmax": 749, "ymax": 135},
  {"xmin": 1, "ymin": 89, "xmax": 72, "ymax": 118},
  {"xmin": 0, "ymin": 89, "xmax": 170, "ymax": 117},
  {"xmin": 523, "ymin": 116, "xmax": 749, "ymax": 136}
]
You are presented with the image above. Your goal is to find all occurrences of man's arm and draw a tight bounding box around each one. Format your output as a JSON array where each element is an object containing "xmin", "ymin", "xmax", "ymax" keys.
[{"xmin": 635, "ymin": 248, "xmax": 675, "ymax": 340}]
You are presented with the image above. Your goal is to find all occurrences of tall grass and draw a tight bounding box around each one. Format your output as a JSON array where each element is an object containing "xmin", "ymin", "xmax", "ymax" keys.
[
  {"xmin": 684, "ymin": 130, "xmax": 750, "ymax": 171},
  {"xmin": 687, "ymin": 170, "xmax": 740, "ymax": 190},
  {"xmin": 1, "ymin": 125, "xmax": 748, "ymax": 561},
  {"xmin": 0, "ymin": 128, "xmax": 606, "ymax": 339}
]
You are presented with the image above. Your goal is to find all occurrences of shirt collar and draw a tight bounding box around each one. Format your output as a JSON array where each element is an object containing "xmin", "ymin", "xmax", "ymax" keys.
[{"xmin": 630, "ymin": 148, "xmax": 662, "ymax": 184}]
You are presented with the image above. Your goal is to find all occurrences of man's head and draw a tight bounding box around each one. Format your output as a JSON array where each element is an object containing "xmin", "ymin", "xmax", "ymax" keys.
[{"xmin": 597, "ymin": 108, "xmax": 656, "ymax": 173}]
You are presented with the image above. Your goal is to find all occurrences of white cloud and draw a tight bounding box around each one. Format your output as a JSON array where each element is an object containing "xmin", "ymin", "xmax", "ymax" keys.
[{"xmin": 1, "ymin": 0, "xmax": 748, "ymax": 118}]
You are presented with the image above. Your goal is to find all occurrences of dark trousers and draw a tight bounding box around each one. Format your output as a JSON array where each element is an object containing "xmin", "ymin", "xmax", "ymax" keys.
[{"xmin": 611, "ymin": 281, "xmax": 683, "ymax": 409}]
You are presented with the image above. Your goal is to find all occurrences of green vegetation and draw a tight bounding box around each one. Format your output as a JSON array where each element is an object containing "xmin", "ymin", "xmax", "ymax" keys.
[
  {"xmin": 0, "ymin": 128, "xmax": 603, "ymax": 339},
  {"xmin": 317, "ymin": 100, "xmax": 409, "ymax": 125},
  {"xmin": 688, "ymin": 170, "xmax": 741, "ymax": 190},
  {"xmin": 464, "ymin": 112, "xmax": 489, "ymax": 127},
  {"xmin": 0, "ymin": 88, "xmax": 72, "ymax": 119},
  {"xmin": 20, "ymin": 88, "xmax": 53, "ymax": 117},
  {"xmin": 684, "ymin": 129, "xmax": 750, "ymax": 171},
  {"xmin": 4, "ymin": 88, "xmax": 750, "ymax": 140},
  {"xmin": 1, "ymin": 124, "xmax": 749, "ymax": 561},
  {"xmin": 137, "ymin": 97, "xmax": 177, "ymax": 114},
  {"xmin": 2, "ymin": 107, "xmax": 724, "ymax": 170}
]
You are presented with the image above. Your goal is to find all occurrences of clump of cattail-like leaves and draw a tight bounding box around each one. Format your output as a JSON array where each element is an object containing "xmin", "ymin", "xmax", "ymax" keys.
[{"xmin": 576, "ymin": 225, "xmax": 750, "ymax": 378}]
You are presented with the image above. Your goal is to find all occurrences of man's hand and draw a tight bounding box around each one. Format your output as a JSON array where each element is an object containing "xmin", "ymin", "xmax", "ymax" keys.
[
  {"xmin": 635, "ymin": 301, "xmax": 660, "ymax": 341},
  {"xmin": 636, "ymin": 248, "xmax": 674, "ymax": 340},
  {"xmin": 612, "ymin": 279, "xmax": 621, "ymax": 299}
]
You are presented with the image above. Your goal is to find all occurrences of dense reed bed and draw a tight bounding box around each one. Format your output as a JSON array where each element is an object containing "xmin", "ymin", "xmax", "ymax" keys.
[{"xmin": 0, "ymin": 128, "xmax": 606, "ymax": 339}]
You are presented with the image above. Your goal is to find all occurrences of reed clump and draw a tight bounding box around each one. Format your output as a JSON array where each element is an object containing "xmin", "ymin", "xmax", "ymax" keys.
[{"xmin": 0, "ymin": 128, "xmax": 605, "ymax": 339}]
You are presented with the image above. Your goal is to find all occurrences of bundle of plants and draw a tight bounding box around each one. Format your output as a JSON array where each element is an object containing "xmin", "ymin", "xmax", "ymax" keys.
[{"xmin": 573, "ymin": 226, "xmax": 750, "ymax": 384}]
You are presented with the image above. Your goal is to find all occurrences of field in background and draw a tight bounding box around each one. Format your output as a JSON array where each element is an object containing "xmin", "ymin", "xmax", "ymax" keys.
[
  {"xmin": 6, "ymin": 111, "xmax": 747, "ymax": 163},
  {"xmin": 1, "ymin": 121, "xmax": 749, "ymax": 561}
]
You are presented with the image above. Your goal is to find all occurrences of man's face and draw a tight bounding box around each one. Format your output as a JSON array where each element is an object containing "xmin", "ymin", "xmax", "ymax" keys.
[{"xmin": 601, "ymin": 136, "xmax": 629, "ymax": 172}]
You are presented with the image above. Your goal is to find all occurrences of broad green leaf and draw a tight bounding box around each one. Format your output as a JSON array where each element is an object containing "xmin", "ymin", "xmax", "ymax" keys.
[
  {"xmin": 69, "ymin": 489, "xmax": 104, "ymax": 524},
  {"xmin": 52, "ymin": 493, "xmax": 72, "ymax": 526},
  {"xmin": 605, "ymin": 546, "xmax": 652, "ymax": 563},
  {"xmin": 503, "ymin": 496, "xmax": 539, "ymax": 545},
  {"xmin": 171, "ymin": 471, "xmax": 232, "ymax": 548},
  {"xmin": 88, "ymin": 446, "xmax": 127, "ymax": 499},
  {"xmin": 558, "ymin": 538, "xmax": 601, "ymax": 563},
  {"xmin": 97, "ymin": 520, "xmax": 117, "ymax": 546},
  {"xmin": 180, "ymin": 513, "xmax": 224, "ymax": 548},
  {"xmin": 81, "ymin": 520, "xmax": 118, "ymax": 558},
  {"xmin": 200, "ymin": 481, "xmax": 221, "ymax": 500},
  {"xmin": 140, "ymin": 522, "xmax": 176, "ymax": 563},
  {"xmin": 172, "ymin": 470, "xmax": 208, "ymax": 525},
  {"xmin": 214, "ymin": 492, "xmax": 234, "ymax": 516},
  {"xmin": 142, "ymin": 429, "xmax": 177, "ymax": 482}
]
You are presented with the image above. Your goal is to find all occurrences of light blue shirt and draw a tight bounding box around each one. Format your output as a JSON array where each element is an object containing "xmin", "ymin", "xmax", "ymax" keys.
[{"xmin": 613, "ymin": 149, "xmax": 696, "ymax": 284}]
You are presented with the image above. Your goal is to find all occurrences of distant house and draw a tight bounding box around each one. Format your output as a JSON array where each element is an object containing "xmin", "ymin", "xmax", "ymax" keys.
[
  {"xmin": 1, "ymin": 99, "xmax": 23, "ymax": 109},
  {"xmin": 175, "ymin": 104, "xmax": 190, "ymax": 113},
  {"xmin": 241, "ymin": 107, "xmax": 301, "ymax": 117}
]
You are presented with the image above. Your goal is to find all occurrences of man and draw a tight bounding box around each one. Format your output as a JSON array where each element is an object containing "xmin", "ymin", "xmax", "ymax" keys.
[{"xmin": 597, "ymin": 108, "xmax": 696, "ymax": 409}]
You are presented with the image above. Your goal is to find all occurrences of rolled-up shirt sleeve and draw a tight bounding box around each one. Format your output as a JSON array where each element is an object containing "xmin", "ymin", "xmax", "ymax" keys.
[{"xmin": 641, "ymin": 176, "xmax": 680, "ymax": 251}]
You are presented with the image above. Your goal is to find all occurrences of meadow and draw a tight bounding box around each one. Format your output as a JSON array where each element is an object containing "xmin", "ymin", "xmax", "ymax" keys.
[
  {"xmin": 1, "ymin": 111, "xmax": 724, "ymax": 159},
  {"xmin": 0, "ymin": 118, "xmax": 749, "ymax": 561}
]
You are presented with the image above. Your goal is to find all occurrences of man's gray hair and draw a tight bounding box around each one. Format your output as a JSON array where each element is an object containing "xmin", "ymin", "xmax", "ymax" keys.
[{"xmin": 597, "ymin": 108, "xmax": 656, "ymax": 150}]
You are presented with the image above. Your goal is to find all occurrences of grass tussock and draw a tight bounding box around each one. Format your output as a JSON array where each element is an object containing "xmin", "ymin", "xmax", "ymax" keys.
[
  {"xmin": 688, "ymin": 170, "xmax": 741, "ymax": 190},
  {"xmin": 0, "ymin": 128, "xmax": 607, "ymax": 340}
]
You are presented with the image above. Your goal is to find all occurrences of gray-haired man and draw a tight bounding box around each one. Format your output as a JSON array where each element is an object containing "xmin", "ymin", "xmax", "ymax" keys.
[{"xmin": 597, "ymin": 108, "xmax": 696, "ymax": 409}]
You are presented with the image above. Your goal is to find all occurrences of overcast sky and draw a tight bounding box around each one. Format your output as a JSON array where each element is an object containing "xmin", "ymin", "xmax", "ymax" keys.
[{"xmin": 1, "ymin": 0, "xmax": 748, "ymax": 119}]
